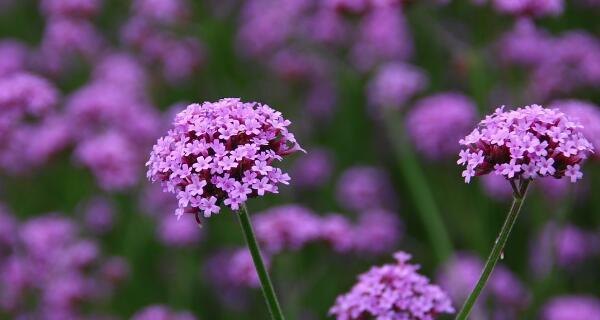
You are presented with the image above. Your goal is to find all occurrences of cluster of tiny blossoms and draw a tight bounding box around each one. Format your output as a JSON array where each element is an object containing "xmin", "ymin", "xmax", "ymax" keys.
[
  {"xmin": 458, "ymin": 105, "xmax": 594, "ymax": 184},
  {"xmin": 329, "ymin": 251, "xmax": 454, "ymax": 320},
  {"xmin": 146, "ymin": 98, "xmax": 303, "ymax": 220}
]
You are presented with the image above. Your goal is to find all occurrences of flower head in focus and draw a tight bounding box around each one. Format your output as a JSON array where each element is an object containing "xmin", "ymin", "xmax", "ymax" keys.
[
  {"xmin": 330, "ymin": 251, "xmax": 454, "ymax": 320},
  {"xmin": 458, "ymin": 104, "xmax": 593, "ymax": 184},
  {"xmin": 146, "ymin": 98, "xmax": 303, "ymax": 221}
]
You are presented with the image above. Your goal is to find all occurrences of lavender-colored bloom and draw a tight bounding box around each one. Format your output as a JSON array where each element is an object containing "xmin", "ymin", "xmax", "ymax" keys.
[
  {"xmin": 480, "ymin": 174, "xmax": 513, "ymax": 201},
  {"xmin": 92, "ymin": 52, "xmax": 148, "ymax": 93},
  {"xmin": 330, "ymin": 251, "xmax": 454, "ymax": 320},
  {"xmin": 437, "ymin": 253, "xmax": 530, "ymax": 319},
  {"xmin": 496, "ymin": 19, "xmax": 551, "ymax": 67},
  {"xmin": 157, "ymin": 214, "xmax": 202, "ymax": 247},
  {"xmin": 492, "ymin": 0, "xmax": 563, "ymax": 17},
  {"xmin": 531, "ymin": 31, "xmax": 600, "ymax": 99},
  {"xmin": 160, "ymin": 37, "xmax": 205, "ymax": 83},
  {"xmin": 0, "ymin": 72, "xmax": 59, "ymax": 117},
  {"xmin": 75, "ymin": 132, "xmax": 140, "ymax": 191},
  {"xmin": 206, "ymin": 248, "xmax": 268, "ymax": 289},
  {"xmin": 132, "ymin": 0, "xmax": 189, "ymax": 25},
  {"xmin": 458, "ymin": 105, "xmax": 593, "ymax": 184},
  {"xmin": 352, "ymin": 209, "xmax": 402, "ymax": 254},
  {"xmin": 146, "ymin": 98, "xmax": 303, "ymax": 221},
  {"xmin": 530, "ymin": 223, "xmax": 599, "ymax": 276},
  {"xmin": 40, "ymin": 0, "xmax": 102, "ymax": 18},
  {"xmin": 291, "ymin": 148, "xmax": 333, "ymax": 188},
  {"xmin": 552, "ymin": 100, "xmax": 600, "ymax": 160},
  {"xmin": 367, "ymin": 62, "xmax": 427, "ymax": 110},
  {"xmin": 319, "ymin": 214, "xmax": 354, "ymax": 253},
  {"xmin": 406, "ymin": 92, "xmax": 477, "ymax": 160},
  {"xmin": 82, "ymin": 197, "xmax": 114, "ymax": 234},
  {"xmin": 131, "ymin": 305, "xmax": 196, "ymax": 320},
  {"xmin": 254, "ymin": 205, "xmax": 321, "ymax": 254},
  {"xmin": 269, "ymin": 49, "xmax": 327, "ymax": 83},
  {"xmin": 541, "ymin": 296, "xmax": 600, "ymax": 320},
  {"xmin": 0, "ymin": 40, "xmax": 28, "ymax": 77},
  {"xmin": 350, "ymin": 6, "xmax": 413, "ymax": 71},
  {"xmin": 336, "ymin": 166, "xmax": 397, "ymax": 211}
]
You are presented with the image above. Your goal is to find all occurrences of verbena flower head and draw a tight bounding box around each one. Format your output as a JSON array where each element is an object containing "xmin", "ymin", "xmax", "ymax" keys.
[
  {"xmin": 330, "ymin": 251, "xmax": 454, "ymax": 320},
  {"xmin": 541, "ymin": 296, "xmax": 600, "ymax": 320},
  {"xmin": 352, "ymin": 209, "xmax": 402, "ymax": 255},
  {"xmin": 367, "ymin": 62, "xmax": 427, "ymax": 110},
  {"xmin": 552, "ymin": 100, "xmax": 600, "ymax": 160},
  {"xmin": 407, "ymin": 92, "xmax": 477, "ymax": 160},
  {"xmin": 146, "ymin": 98, "xmax": 303, "ymax": 221},
  {"xmin": 458, "ymin": 105, "xmax": 594, "ymax": 184},
  {"xmin": 336, "ymin": 166, "xmax": 397, "ymax": 211}
]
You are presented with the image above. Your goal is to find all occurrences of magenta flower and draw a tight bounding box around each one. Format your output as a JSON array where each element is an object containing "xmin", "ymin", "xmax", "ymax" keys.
[
  {"xmin": 458, "ymin": 105, "xmax": 593, "ymax": 184},
  {"xmin": 146, "ymin": 98, "xmax": 303, "ymax": 221},
  {"xmin": 541, "ymin": 296, "xmax": 600, "ymax": 320},
  {"xmin": 406, "ymin": 92, "xmax": 477, "ymax": 160},
  {"xmin": 330, "ymin": 251, "xmax": 454, "ymax": 320}
]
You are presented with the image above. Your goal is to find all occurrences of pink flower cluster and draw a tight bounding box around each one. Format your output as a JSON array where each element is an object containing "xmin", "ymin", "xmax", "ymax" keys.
[
  {"xmin": 458, "ymin": 105, "xmax": 594, "ymax": 184},
  {"xmin": 253, "ymin": 205, "xmax": 401, "ymax": 255},
  {"xmin": 146, "ymin": 98, "xmax": 303, "ymax": 220},
  {"xmin": 329, "ymin": 252, "xmax": 454, "ymax": 320},
  {"xmin": 0, "ymin": 210, "xmax": 128, "ymax": 318}
]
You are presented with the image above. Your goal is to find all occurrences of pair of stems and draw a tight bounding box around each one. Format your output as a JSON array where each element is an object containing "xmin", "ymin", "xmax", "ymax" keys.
[
  {"xmin": 238, "ymin": 204, "xmax": 286, "ymax": 320},
  {"xmin": 455, "ymin": 179, "xmax": 531, "ymax": 320}
]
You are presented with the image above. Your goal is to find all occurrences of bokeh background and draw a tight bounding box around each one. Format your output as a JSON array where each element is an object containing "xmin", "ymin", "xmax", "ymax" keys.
[{"xmin": 1, "ymin": 0, "xmax": 600, "ymax": 319}]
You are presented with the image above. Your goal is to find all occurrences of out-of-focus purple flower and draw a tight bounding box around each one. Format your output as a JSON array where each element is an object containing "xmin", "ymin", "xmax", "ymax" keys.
[
  {"xmin": 352, "ymin": 209, "xmax": 402, "ymax": 254},
  {"xmin": 140, "ymin": 183, "xmax": 178, "ymax": 218},
  {"xmin": 350, "ymin": 7, "xmax": 413, "ymax": 71},
  {"xmin": 480, "ymin": 174, "xmax": 513, "ymax": 201},
  {"xmin": 541, "ymin": 296, "xmax": 600, "ymax": 320},
  {"xmin": 492, "ymin": 0, "xmax": 563, "ymax": 17},
  {"xmin": 530, "ymin": 31, "xmax": 600, "ymax": 99},
  {"xmin": 146, "ymin": 98, "xmax": 303, "ymax": 220},
  {"xmin": 82, "ymin": 197, "xmax": 114, "ymax": 234},
  {"xmin": 291, "ymin": 148, "xmax": 333, "ymax": 188},
  {"xmin": 458, "ymin": 105, "xmax": 593, "ymax": 184},
  {"xmin": 132, "ymin": 0, "xmax": 189, "ymax": 25},
  {"xmin": 336, "ymin": 166, "xmax": 397, "ymax": 211},
  {"xmin": 300, "ymin": 7, "xmax": 348, "ymax": 46},
  {"xmin": 20, "ymin": 215, "xmax": 77, "ymax": 260},
  {"xmin": 552, "ymin": 100, "xmax": 600, "ymax": 160},
  {"xmin": 407, "ymin": 92, "xmax": 477, "ymax": 160},
  {"xmin": 254, "ymin": 205, "xmax": 321, "ymax": 254},
  {"xmin": 536, "ymin": 176, "xmax": 571, "ymax": 199},
  {"xmin": 22, "ymin": 116, "xmax": 71, "ymax": 168},
  {"xmin": 157, "ymin": 214, "xmax": 202, "ymax": 247},
  {"xmin": 160, "ymin": 37, "xmax": 205, "ymax": 83},
  {"xmin": 206, "ymin": 248, "xmax": 268, "ymax": 289},
  {"xmin": 330, "ymin": 251, "xmax": 454, "ymax": 320},
  {"xmin": 92, "ymin": 52, "xmax": 148, "ymax": 93},
  {"xmin": 0, "ymin": 72, "xmax": 59, "ymax": 117},
  {"xmin": 367, "ymin": 62, "xmax": 427, "ymax": 110},
  {"xmin": 131, "ymin": 305, "xmax": 196, "ymax": 320},
  {"xmin": 530, "ymin": 222, "xmax": 599, "ymax": 276},
  {"xmin": 40, "ymin": 0, "xmax": 102, "ymax": 18},
  {"xmin": 100, "ymin": 256, "xmax": 130, "ymax": 285},
  {"xmin": 75, "ymin": 132, "xmax": 140, "ymax": 191},
  {"xmin": 0, "ymin": 40, "xmax": 28, "ymax": 77},
  {"xmin": 269, "ymin": 49, "xmax": 327, "ymax": 83},
  {"xmin": 496, "ymin": 19, "xmax": 551, "ymax": 67},
  {"xmin": 437, "ymin": 253, "xmax": 530, "ymax": 319},
  {"xmin": 319, "ymin": 214, "xmax": 354, "ymax": 253}
]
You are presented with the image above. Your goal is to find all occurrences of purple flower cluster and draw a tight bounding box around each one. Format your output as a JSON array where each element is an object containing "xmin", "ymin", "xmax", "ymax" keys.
[
  {"xmin": 254, "ymin": 205, "xmax": 402, "ymax": 255},
  {"xmin": 146, "ymin": 98, "xmax": 303, "ymax": 221},
  {"xmin": 0, "ymin": 210, "xmax": 128, "ymax": 318},
  {"xmin": 290, "ymin": 148, "xmax": 333, "ymax": 188},
  {"xmin": 492, "ymin": 0, "xmax": 563, "ymax": 17},
  {"xmin": 82, "ymin": 197, "xmax": 115, "ymax": 234},
  {"xmin": 407, "ymin": 92, "xmax": 477, "ymax": 160},
  {"xmin": 0, "ymin": 40, "xmax": 29, "ymax": 77},
  {"xmin": 336, "ymin": 166, "xmax": 398, "ymax": 212},
  {"xmin": 541, "ymin": 296, "xmax": 600, "ymax": 320},
  {"xmin": 530, "ymin": 222, "xmax": 600, "ymax": 276},
  {"xmin": 131, "ymin": 304, "xmax": 196, "ymax": 320},
  {"xmin": 329, "ymin": 251, "xmax": 454, "ymax": 320},
  {"xmin": 437, "ymin": 253, "xmax": 530, "ymax": 319},
  {"xmin": 0, "ymin": 72, "xmax": 68, "ymax": 173},
  {"xmin": 206, "ymin": 248, "xmax": 269, "ymax": 289},
  {"xmin": 552, "ymin": 100, "xmax": 600, "ymax": 160},
  {"xmin": 367, "ymin": 62, "xmax": 428, "ymax": 110},
  {"xmin": 458, "ymin": 105, "xmax": 593, "ymax": 184}
]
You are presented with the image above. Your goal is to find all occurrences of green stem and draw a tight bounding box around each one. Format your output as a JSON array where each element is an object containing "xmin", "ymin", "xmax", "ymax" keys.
[
  {"xmin": 455, "ymin": 180, "xmax": 531, "ymax": 320},
  {"xmin": 384, "ymin": 112, "xmax": 453, "ymax": 263},
  {"xmin": 238, "ymin": 204, "xmax": 286, "ymax": 320}
]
